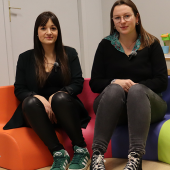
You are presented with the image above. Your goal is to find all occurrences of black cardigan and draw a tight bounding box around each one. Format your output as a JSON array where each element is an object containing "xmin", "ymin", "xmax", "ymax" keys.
[
  {"xmin": 90, "ymin": 39, "xmax": 168, "ymax": 94},
  {"xmin": 4, "ymin": 46, "xmax": 91, "ymax": 130}
]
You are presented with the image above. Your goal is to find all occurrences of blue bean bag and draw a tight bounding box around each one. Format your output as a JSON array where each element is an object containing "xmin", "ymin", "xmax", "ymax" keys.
[{"xmin": 111, "ymin": 76, "xmax": 170, "ymax": 164}]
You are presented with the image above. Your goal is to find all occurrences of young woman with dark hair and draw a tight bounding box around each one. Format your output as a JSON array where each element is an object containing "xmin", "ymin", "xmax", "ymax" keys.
[
  {"xmin": 3, "ymin": 11, "xmax": 91, "ymax": 170},
  {"xmin": 89, "ymin": 0, "xmax": 167, "ymax": 170}
]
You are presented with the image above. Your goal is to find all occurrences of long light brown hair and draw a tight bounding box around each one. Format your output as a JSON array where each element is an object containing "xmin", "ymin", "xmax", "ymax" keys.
[
  {"xmin": 110, "ymin": 0, "xmax": 159, "ymax": 48},
  {"xmin": 34, "ymin": 11, "xmax": 70, "ymax": 87}
]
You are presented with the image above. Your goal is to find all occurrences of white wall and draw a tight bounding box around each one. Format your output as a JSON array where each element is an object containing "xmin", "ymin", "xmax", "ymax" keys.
[
  {"xmin": 135, "ymin": 0, "xmax": 170, "ymax": 46},
  {"xmin": 78, "ymin": 0, "xmax": 103, "ymax": 78},
  {"xmin": 101, "ymin": 0, "xmax": 116, "ymax": 37},
  {"xmin": 0, "ymin": 0, "xmax": 9, "ymax": 86}
]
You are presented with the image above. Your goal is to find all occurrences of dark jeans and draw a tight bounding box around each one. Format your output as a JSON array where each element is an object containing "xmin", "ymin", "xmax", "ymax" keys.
[
  {"xmin": 22, "ymin": 92, "xmax": 86, "ymax": 154},
  {"xmin": 92, "ymin": 84, "xmax": 167, "ymax": 155}
]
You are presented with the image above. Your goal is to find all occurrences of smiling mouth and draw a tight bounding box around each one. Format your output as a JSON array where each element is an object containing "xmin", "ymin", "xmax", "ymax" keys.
[{"xmin": 120, "ymin": 26, "xmax": 128, "ymax": 29}]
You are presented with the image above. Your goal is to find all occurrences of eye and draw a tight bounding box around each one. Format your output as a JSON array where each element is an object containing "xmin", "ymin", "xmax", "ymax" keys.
[
  {"xmin": 124, "ymin": 15, "xmax": 130, "ymax": 19},
  {"xmin": 114, "ymin": 17, "xmax": 120, "ymax": 20},
  {"xmin": 51, "ymin": 27, "xmax": 57, "ymax": 30},
  {"xmin": 40, "ymin": 27, "xmax": 46, "ymax": 30}
]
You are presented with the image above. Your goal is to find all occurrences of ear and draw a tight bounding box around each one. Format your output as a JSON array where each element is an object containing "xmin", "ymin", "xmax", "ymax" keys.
[{"xmin": 136, "ymin": 13, "xmax": 139, "ymax": 24}]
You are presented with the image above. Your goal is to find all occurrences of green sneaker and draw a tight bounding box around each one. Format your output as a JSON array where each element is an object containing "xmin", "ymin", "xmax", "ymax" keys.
[
  {"xmin": 50, "ymin": 149, "xmax": 70, "ymax": 170},
  {"xmin": 68, "ymin": 146, "xmax": 91, "ymax": 170}
]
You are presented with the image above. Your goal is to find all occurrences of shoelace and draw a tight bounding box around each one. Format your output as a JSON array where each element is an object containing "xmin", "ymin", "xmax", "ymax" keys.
[
  {"xmin": 124, "ymin": 154, "xmax": 140, "ymax": 170},
  {"xmin": 53, "ymin": 157, "xmax": 68, "ymax": 168},
  {"xmin": 71, "ymin": 149, "xmax": 86, "ymax": 164},
  {"xmin": 71, "ymin": 153, "xmax": 84, "ymax": 164},
  {"xmin": 92, "ymin": 154, "xmax": 105, "ymax": 170}
]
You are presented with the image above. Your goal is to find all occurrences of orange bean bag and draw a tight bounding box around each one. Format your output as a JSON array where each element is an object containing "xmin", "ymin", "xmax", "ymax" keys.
[{"xmin": 0, "ymin": 79, "xmax": 112, "ymax": 170}]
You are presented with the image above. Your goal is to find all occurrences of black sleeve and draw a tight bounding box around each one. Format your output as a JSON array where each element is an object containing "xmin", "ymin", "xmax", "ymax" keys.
[
  {"xmin": 60, "ymin": 48, "xmax": 84, "ymax": 96},
  {"xmin": 139, "ymin": 41, "xmax": 168, "ymax": 93},
  {"xmin": 89, "ymin": 40, "xmax": 112, "ymax": 93},
  {"xmin": 14, "ymin": 53, "xmax": 37, "ymax": 102}
]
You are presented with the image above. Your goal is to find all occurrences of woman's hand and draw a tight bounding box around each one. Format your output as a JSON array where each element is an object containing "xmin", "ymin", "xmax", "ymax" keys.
[
  {"xmin": 49, "ymin": 91, "xmax": 68, "ymax": 105},
  {"xmin": 34, "ymin": 95, "xmax": 57, "ymax": 124},
  {"xmin": 112, "ymin": 79, "xmax": 137, "ymax": 92},
  {"xmin": 49, "ymin": 94, "xmax": 55, "ymax": 105}
]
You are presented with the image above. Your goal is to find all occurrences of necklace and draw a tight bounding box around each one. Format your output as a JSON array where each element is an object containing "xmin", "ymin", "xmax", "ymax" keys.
[
  {"xmin": 44, "ymin": 56, "xmax": 56, "ymax": 66},
  {"xmin": 119, "ymin": 39, "xmax": 136, "ymax": 49},
  {"xmin": 45, "ymin": 61, "xmax": 55, "ymax": 65},
  {"xmin": 44, "ymin": 61, "xmax": 55, "ymax": 72},
  {"xmin": 44, "ymin": 54, "xmax": 56, "ymax": 72}
]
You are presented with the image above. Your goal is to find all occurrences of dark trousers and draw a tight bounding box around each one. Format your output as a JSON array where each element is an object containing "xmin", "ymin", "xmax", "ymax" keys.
[
  {"xmin": 92, "ymin": 84, "xmax": 167, "ymax": 155},
  {"xmin": 22, "ymin": 92, "xmax": 86, "ymax": 154}
]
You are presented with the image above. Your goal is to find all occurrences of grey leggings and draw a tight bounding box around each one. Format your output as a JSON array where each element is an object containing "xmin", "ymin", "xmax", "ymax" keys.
[{"xmin": 92, "ymin": 84, "xmax": 167, "ymax": 155}]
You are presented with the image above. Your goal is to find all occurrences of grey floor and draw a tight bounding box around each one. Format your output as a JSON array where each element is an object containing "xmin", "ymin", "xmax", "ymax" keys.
[{"xmin": 1, "ymin": 158, "xmax": 170, "ymax": 170}]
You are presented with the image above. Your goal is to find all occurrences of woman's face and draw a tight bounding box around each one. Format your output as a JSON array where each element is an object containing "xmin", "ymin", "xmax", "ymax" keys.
[
  {"xmin": 113, "ymin": 4, "xmax": 139, "ymax": 36},
  {"xmin": 38, "ymin": 19, "xmax": 58, "ymax": 46}
]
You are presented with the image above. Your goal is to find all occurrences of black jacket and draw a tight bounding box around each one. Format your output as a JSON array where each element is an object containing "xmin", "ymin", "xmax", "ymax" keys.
[
  {"xmin": 90, "ymin": 39, "xmax": 168, "ymax": 94},
  {"xmin": 4, "ymin": 46, "xmax": 91, "ymax": 130}
]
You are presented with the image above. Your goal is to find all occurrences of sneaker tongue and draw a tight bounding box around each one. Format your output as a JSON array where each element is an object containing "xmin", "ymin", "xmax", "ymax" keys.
[
  {"xmin": 93, "ymin": 150, "xmax": 102, "ymax": 156},
  {"xmin": 130, "ymin": 152, "xmax": 140, "ymax": 158},
  {"xmin": 76, "ymin": 149, "xmax": 84, "ymax": 153},
  {"xmin": 74, "ymin": 146, "xmax": 85, "ymax": 153},
  {"xmin": 53, "ymin": 150, "xmax": 65, "ymax": 157}
]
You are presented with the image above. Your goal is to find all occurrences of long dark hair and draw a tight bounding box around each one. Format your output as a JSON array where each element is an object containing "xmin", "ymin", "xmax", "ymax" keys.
[
  {"xmin": 110, "ymin": 0, "xmax": 159, "ymax": 48},
  {"xmin": 34, "ymin": 11, "xmax": 70, "ymax": 87}
]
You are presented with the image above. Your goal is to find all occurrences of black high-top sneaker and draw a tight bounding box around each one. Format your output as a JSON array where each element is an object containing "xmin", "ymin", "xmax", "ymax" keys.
[
  {"xmin": 90, "ymin": 150, "xmax": 105, "ymax": 170},
  {"xmin": 123, "ymin": 152, "xmax": 142, "ymax": 170}
]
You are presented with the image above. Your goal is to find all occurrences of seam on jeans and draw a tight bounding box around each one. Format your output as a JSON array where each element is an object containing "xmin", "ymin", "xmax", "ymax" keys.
[
  {"xmin": 139, "ymin": 84, "xmax": 166, "ymax": 104},
  {"xmin": 93, "ymin": 84, "xmax": 112, "ymax": 114},
  {"xmin": 135, "ymin": 84, "xmax": 167, "ymax": 124},
  {"xmin": 94, "ymin": 91, "xmax": 106, "ymax": 114},
  {"xmin": 92, "ymin": 143, "xmax": 107, "ymax": 153},
  {"xmin": 144, "ymin": 87, "xmax": 167, "ymax": 109},
  {"xmin": 129, "ymin": 147, "xmax": 145, "ymax": 156}
]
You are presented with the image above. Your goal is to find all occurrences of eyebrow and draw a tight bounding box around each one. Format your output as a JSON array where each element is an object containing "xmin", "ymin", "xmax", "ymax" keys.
[
  {"xmin": 40, "ymin": 25, "xmax": 56, "ymax": 27},
  {"xmin": 113, "ymin": 12, "xmax": 132, "ymax": 17}
]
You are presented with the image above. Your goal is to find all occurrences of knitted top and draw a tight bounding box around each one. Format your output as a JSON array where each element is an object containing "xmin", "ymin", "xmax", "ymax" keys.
[{"xmin": 89, "ymin": 34, "xmax": 168, "ymax": 94}]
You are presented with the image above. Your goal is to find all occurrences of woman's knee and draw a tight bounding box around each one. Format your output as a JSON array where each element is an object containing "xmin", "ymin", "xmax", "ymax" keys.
[
  {"xmin": 51, "ymin": 92, "xmax": 71, "ymax": 108},
  {"xmin": 103, "ymin": 84, "xmax": 125, "ymax": 99},
  {"xmin": 93, "ymin": 84, "xmax": 125, "ymax": 113},
  {"xmin": 128, "ymin": 84, "xmax": 149, "ymax": 98},
  {"xmin": 22, "ymin": 96, "xmax": 41, "ymax": 114}
]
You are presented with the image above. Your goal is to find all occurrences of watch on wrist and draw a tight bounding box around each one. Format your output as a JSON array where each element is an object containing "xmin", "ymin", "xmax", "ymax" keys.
[{"xmin": 111, "ymin": 79, "xmax": 116, "ymax": 84}]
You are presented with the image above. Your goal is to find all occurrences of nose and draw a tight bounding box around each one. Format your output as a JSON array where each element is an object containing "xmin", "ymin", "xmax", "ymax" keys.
[
  {"xmin": 46, "ymin": 28, "xmax": 52, "ymax": 34},
  {"xmin": 120, "ymin": 16, "xmax": 126, "ymax": 23}
]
